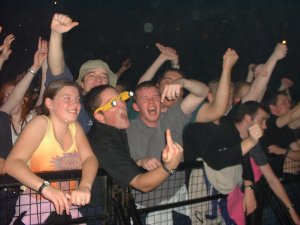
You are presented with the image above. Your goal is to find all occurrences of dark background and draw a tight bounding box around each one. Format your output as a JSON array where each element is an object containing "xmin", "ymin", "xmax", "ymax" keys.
[{"xmin": 0, "ymin": 0, "xmax": 300, "ymax": 101}]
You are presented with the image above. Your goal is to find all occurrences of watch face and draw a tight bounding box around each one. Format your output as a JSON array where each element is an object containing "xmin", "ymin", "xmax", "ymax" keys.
[
  {"xmin": 44, "ymin": 181, "xmax": 50, "ymax": 186},
  {"xmin": 170, "ymin": 169, "xmax": 176, "ymax": 175}
]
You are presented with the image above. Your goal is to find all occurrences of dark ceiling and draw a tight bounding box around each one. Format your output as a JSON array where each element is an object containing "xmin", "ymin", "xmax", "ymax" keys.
[{"xmin": 1, "ymin": 0, "xmax": 300, "ymax": 100}]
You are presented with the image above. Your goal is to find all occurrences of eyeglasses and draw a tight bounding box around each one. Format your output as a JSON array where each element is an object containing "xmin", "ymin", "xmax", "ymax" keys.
[{"xmin": 94, "ymin": 91, "xmax": 134, "ymax": 113}]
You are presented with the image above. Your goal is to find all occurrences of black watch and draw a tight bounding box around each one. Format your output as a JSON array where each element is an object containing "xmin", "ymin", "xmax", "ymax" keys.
[
  {"xmin": 38, "ymin": 181, "xmax": 50, "ymax": 194},
  {"xmin": 162, "ymin": 164, "xmax": 176, "ymax": 175}
]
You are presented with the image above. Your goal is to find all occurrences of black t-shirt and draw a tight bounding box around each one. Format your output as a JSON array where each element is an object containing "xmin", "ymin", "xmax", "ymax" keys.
[
  {"xmin": 88, "ymin": 121, "xmax": 143, "ymax": 188},
  {"xmin": 261, "ymin": 114, "xmax": 296, "ymax": 177},
  {"xmin": 183, "ymin": 117, "xmax": 243, "ymax": 170},
  {"xmin": 0, "ymin": 111, "xmax": 13, "ymax": 158}
]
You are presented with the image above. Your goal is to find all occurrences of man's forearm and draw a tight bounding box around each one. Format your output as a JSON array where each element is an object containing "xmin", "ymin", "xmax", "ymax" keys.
[{"xmin": 48, "ymin": 31, "xmax": 65, "ymax": 75}]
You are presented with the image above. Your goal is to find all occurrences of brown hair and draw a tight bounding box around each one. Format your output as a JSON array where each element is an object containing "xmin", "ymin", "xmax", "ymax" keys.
[
  {"xmin": 42, "ymin": 80, "xmax": 81, "ymax": 116},
  {"xmin": 0, "ymin": 73, "xmax": 33, "ymax": 134}
]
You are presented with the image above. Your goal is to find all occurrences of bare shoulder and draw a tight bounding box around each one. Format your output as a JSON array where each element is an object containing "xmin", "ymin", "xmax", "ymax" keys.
[{"xmin": 24, "ymin": 115, "xmax": 48, "ymax": 131}]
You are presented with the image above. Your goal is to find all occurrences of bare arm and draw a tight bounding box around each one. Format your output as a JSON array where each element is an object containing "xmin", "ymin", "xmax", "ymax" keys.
[
  {"xmin": 243, "ymin": 180, "xmax": 257, "ymax": 215},
  {"xmin": 178, "ymin": 79, "xmax": 209, "ymax": 115},
  {"xmin": 241, "ymin": 124, "xmax": 263, "ymax": 156},
  {"xmin": 0, "ymin": 37, "xmax": 48, "ymax": 114},
  {"xmin": 243, "ymin": 43, "xmax": 287, "ymax": 103},
  {"xmin": 0, "ymin": 32, "xmax": 15, "ymax": 71},
  {"xmin": 138, "ymin": 43, "xmax": 178, "ymax": 84},
  {"xmin": 268, "ymin": 142, "xmax": 300, "ymax": 161},
  {"xmin": 115, "ymin": 58, "xmax": 132, "ymax": 79},
  {"xmin": 278, "ymin": 77, "xmax": 293, "ymax": 102},
  {"xmin": 130, "ymin": 129, "xmax": 183, "ymax": 192},
  {"xmin": 196, "ymin": 48, "xmax": 238, "ymax": 122},
  {"xmin": 260, "ymin": 164, "xmax": 300, "ymax": 224},
  {"xmin": 48, "ymin": 13, "xmax": 79, "ymax": 75},
  {"xmin": 5, "ymin": 116, "xmax": 73, "ymax": 215},
  {"xmin": 35, "ymin": 43, "xmax": 48, "ymax": 108},
  {"xmin": 246, "ymin": 64, "xmax": 256, "ymax": 83},
  {"xmin": 69, "ymin": 122, "xmax": 98, "ymax": 206},
  {"xmin": 0, "ymin": 157, "xmax": 4, "ymax": 174},
  {"xmin": 276, "ymin": 104, "xmax": 300, "ymax": 128}
]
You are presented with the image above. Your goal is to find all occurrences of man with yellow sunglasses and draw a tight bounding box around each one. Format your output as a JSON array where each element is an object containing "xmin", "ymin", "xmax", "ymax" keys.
[{"xmin": 86, "ymin": 85, "xmax": 183, "ymax": 193}]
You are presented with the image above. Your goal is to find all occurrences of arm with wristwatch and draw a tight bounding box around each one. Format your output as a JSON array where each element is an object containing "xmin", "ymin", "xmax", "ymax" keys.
[{"xmin": 129, "ymin": 129, "xmax": 183, "ymax": 193}]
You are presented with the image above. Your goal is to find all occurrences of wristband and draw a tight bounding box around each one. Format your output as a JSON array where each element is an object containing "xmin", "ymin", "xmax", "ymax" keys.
[
  {"xmin": 38, "ymin": 180, "xmax": 50, "ymax": 194},
  {"xmin": 28, "ymin": 68, "xmax": 36, "ymax": 76}
]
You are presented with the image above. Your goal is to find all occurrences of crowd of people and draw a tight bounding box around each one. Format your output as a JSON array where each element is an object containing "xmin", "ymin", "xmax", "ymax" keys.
[{"xmin": 0, "ymin": 13, "xmax": 300, "ymax": 225}]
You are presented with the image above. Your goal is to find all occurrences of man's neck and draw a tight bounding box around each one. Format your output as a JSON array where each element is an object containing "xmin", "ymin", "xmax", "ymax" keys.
[{"xmin": 139, "ymin": 117, "xmax": 158, "ymax": 128}]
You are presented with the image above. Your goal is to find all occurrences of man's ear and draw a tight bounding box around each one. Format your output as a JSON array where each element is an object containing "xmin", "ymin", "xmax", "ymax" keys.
[
  {"xmin": 94, "ymin": 112, "xmax": 105, "ymax": 123},
  {"xmin": 80, "ymin": 80, "xmax": 85, "ymax": 89},
  {"xmin": 45, "ymin": 98, "xmax": 52, "ymax": 109},
  {"xmin": 269, "ymin": 104, "xmax": 277, "ymax": 114},
  {"xmin": 244, "ymin": 114, "xmax": 252, "ymax": 123},
  {"xmin": 132, "ymin": 102, "xmax": 140, "ymax": 112},
  {"xmin": 207, "ymin": 92, "xmax": 213, "ymax": 103}
]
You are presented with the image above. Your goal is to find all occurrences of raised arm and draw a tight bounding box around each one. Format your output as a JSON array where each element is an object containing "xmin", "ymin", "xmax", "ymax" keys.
[
  {"xmin": 34, "ymin": 57, "xmax": 48, "ymax": 108},
  {"xmin": 276, "ymin": 104, "xmax": 300, "ymax": 128},
  {"xmin": 138, "ymin": 43, "xmax": 179, "ymax": 84},
  {"xmin": 196, "ymin": 48, "xmax": 239, "ymax": 122},
  {"xmin": 0, "ymin": 32, "xmax": 15, "ymax": 71},
  {"xmin": 0, "ymin": 37, "xmax": 48, "ymax": 114},
  {"xmin": 246, "ymin": 64, "xmax": 256, "ymax": 83},
  {"xmin": 48, "ymin": 13, "xmax": 79, "ymax": 75},
  {"xmin": 115, "ymin": 58, "xmax": 132, "ymax": 79},
  {"xmin": 278, "ymin": 77, "xmax": 293, "ymax": 102},
  {"xmin": 243, "ymin": 43, "xmax": 288, "ymax": 103}
]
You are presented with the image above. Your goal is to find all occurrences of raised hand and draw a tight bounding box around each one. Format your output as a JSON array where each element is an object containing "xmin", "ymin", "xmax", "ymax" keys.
[
  {"xmin": 254, "ymin": 64, "xmax": 268, "ymax": 78},
  {"xmin": 272, "ymin": 43, "xmax": 288, "ymax": 61},
  {"xmin": 51, "ymin": 13, "xmax": 79, "ymax": 34},
  {"xmin": 222, "ymin": 48, "xmax": 239, "ymax": 70},
  {"xmin": 122, "ymin": 58, "xmax": 131, "ymax": 70},
  {"xmin": 32, "ymin": 37, "xmax": 48, "ymax": 71},
  {"xmin": 156, "ymin": 43, "xmax": 179, "ymax": 61},
  {"xmin": 281, "ymin": 77, "xmax": 294, "ymax": 89},
  {"xmin": 248, "ymin": 124, "xmax": 264, "ymax": 144},
  {"xmin": 161, "ymin": 129, "xmax": 183, "ymax": 170},
  {"xmin": 0, "ymin": 33, "xmax": 15, "ymax": 61},
  {"xmin": 160, "ymin": 78, "xmax": 184, "ymax": 103}
]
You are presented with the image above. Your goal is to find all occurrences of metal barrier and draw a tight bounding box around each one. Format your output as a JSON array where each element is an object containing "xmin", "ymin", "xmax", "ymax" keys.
[{"xmin": 1, "ymin": 158, "xmax": 300, "ymax": 225}]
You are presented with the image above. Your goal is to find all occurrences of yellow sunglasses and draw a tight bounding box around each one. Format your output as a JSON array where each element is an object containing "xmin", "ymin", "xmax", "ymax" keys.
[{"xmin": 94, "ymin": 91, "xmax": 134, "ymax": 113}]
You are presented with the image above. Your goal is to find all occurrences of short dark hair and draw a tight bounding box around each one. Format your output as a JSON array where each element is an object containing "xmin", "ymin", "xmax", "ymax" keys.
[
  {"xmin": 134, "ymin": 81, "xmax": 158, "ymax": 102},
  {"xmin": 157, "ymin": 68, "xmax": 186, "ymax": 84},
  {"xmin": 231, "ymin": 101, "xmax": 267, "ymax": 123},
  {"xmin": 84, "ymin": 84, "xmax": 114, "ymax": 118}
]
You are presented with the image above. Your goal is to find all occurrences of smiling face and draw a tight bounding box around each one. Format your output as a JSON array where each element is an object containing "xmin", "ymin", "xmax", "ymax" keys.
[
  {"xmin": 95, "ymin": 88, "xmax": 130, "ymax": 129},
  {"xmin": 133, "ymin": 86, "xmax": 161, "ymax": 127},
  {"xmin": 81, "ymin": 67, "xmax": 109, "ymax": 94},
  {"xmin": 46, "ymin": 86, "xmax": 81, "ymax": 123}
]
